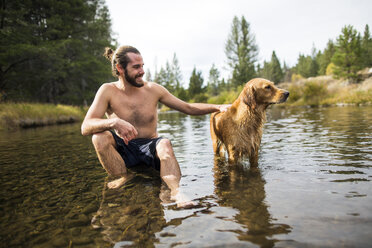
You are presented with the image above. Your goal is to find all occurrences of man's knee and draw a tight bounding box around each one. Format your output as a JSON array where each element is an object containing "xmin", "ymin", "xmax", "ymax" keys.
[
  {"xmin": 157, "ymin": 138, "xmax": 174, "ymax": 161},
  {"xmin": 92, "ymin": 131, "xmax": 115, "ymax": 152}
]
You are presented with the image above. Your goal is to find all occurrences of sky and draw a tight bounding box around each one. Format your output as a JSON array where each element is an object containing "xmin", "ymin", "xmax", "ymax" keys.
[{"xmin": 105, "ymin": 0, "xmax": 372, "ymax": 85}]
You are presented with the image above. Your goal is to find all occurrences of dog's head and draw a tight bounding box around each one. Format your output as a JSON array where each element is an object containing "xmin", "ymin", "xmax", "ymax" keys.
[{"xmin": 242, "ymin": 78, "xmax": 289, "ymax": 109}]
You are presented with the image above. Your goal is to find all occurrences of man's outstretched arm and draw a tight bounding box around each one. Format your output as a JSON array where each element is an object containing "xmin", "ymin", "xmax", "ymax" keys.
[{"xmin": 157, "ymin": 84, "xmax": 229, "ymax": 115}]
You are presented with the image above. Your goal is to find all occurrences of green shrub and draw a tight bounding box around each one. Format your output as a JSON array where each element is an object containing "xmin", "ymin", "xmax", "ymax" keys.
[
  {"xmin": 303, "ymin": 81, "xmax": 328, "ymax": 105},
  {"xmin": 287, "ymin": 84, "xmax": 303, "ymax": 103},
  {"xmin": 190, "ymin": 93, "xmax": 209, "ymax": 103},
  {"xmin": 207, "ymin": 90, "xmax": 240, "ymax": 104}
]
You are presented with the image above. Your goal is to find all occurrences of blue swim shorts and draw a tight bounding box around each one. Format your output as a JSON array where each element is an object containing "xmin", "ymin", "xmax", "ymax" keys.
[{"xmin": 110, "ymin": 131, "xmax": 163, "ymax": 171}]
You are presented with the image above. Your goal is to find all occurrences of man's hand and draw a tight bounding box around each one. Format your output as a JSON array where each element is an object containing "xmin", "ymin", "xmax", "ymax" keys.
[
  {"xmin": 113, "ymin": 118, "xmax": 138, "ymax": 145},
  {"xmin": 219, "ymin": 104, "xmax": 231, "ymax": 113}
]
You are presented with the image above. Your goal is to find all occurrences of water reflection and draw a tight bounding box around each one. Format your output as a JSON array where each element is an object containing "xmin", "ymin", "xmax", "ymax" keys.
[
  {"xmin": 92, "ymin": 167, "xmax": 166, "ymax": 247},
  {"xmin": 213, "ymin": 159, "xmax": 291, "ymax": 247}
]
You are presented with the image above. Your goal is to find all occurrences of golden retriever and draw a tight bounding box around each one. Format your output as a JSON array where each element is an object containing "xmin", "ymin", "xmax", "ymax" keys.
[{"xmin": 210, "ymin": 78, "xmax": 289, "ymax": 165}]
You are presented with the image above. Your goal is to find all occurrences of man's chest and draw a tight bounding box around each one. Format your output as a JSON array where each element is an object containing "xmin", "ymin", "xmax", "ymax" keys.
[{"xmin": 108, "ymin": 94, "xmax": 158, "ymax": 126}]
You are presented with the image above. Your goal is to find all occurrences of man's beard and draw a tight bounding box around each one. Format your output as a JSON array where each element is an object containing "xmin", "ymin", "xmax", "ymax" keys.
[{"xmin": 125, "ymin": 69, "xmax": 144, "ymax": 88}]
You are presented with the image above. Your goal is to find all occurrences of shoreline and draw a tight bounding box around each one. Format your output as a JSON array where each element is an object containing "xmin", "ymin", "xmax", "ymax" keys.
[
  {"xmin": 17, "ymin": 116, "xmax": 79, "ymax": 128},
  {"xmin": 0, "ymin": 103, "xmax": 86, "ymax": 131},
  {"xmin": 1, "ymin": 102, "xmax": 371, "ymax": 132},
  {"xmin": 1, "ymin": 74, "xmax": 371, "ymax": 131}
]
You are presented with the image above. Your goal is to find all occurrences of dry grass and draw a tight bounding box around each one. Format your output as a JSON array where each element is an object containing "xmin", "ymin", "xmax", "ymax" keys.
[
  {"xmin": 280, "ymin": 75, "xmax": 372, "ymax": 107},
  {"xmin": 0, "ymin": 103, "xmax": 87, "ymax": 131}
]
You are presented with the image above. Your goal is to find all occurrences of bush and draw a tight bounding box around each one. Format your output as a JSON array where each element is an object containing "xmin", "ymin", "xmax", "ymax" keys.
[
  {"xmin": 207, "ymin": 90, "xmax": 240, "ymax": 104},
  {"xmin": 326, "ymin": 63, "xmax": 335, "ymax": 75},
  {"xmin": 286, "ymin": 80, "xmax": 329, "ymax": 105},
  {"xmin": 287, "ymin": 84, "xmax": 303, "ymax": 103},
  {"xmin": 190, "ymin": 93, "xmax": 209, "ymax": 103},
  {"xmin": 303, "ymin": 81, "xmax": 328, "ymax": 105},
  {"xmin": 291, "ymin": 73, "xmax": 304, "ymax": 82}
]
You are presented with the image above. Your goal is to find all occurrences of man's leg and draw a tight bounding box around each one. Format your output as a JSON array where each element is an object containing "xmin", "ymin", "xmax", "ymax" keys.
[
  {"xmin": 92, "ymin": 131, "xmax": 133, "ymax": 189},
  {"xmin": 156, "ymin": 139, "xmax": 195, "ymax": 207}
]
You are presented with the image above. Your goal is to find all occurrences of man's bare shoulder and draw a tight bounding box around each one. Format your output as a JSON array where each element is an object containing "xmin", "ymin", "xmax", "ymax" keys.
[
  {"xmin": 99, "ymin": 82, "xmax": 118, "ymax": 91},
  {"xmin": 144, "ymin": 81, "xmax": 167, "ymax": 94},
  {"xmin": 95, "ymin": 82, "xmax": 120, "ymax": 97},
  {"xmin": 144, "ymin": 81, "xmax": 161, "ymax": 89}
]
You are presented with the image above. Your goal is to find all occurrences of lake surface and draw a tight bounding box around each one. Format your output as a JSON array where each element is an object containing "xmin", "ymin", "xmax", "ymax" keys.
[{"xmin": 0, "ymin": 105, "xmax": 371, "ymax": 247}]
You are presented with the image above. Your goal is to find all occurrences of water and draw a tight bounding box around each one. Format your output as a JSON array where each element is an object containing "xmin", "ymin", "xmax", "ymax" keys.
[{"xmin": 0, "ymin": 106, "xmax": 371, "ymax": 247}]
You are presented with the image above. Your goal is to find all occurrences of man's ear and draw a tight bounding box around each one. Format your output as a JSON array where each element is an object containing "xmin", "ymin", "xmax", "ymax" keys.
[{"xmin": 116, "ymin": 64, "xmax": 124, "ymax": 74}]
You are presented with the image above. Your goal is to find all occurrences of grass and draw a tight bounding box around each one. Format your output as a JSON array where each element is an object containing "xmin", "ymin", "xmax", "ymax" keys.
[
  {"xmin": 207, "ymin": 90, "xmax": 240, "ymax": 104},
  {"xmin": 322, "ymin": 89, "xmax": 372, "ymax": 105},
  {"xmin": 283, "ymin": 76, "xmax": 372, "ymax": 107},
  {"xmin": 0, "ymin": 103, "xmax": 87, "ymax": 131}
]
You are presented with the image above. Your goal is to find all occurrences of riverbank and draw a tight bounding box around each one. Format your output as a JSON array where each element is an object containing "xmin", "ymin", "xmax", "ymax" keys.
[
  {"xmin": 280, "ymin": 74, "xmax": 372, "ymax": 107},
  {"xmin": 2, "ymin": 74, "xmax": 372, "ymax": 131},
  {"xmin": 0, "ymin": 103, "xmax": 87, "ymax": 131},
  {"xmin": 205, "ymin": 70, "xmax": 372, "ymax": 107}
]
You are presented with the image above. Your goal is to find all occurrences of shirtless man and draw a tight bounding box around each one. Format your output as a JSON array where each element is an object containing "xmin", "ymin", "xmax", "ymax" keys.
[{"xmin": 81, "ymin": 45, "xmax": 228, "ymax": 207}]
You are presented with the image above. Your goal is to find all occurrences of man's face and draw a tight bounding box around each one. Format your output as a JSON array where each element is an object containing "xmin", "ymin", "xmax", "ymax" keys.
[{"xmin": 124, "ymin": 53, "xmax": 145, "ymax": 88}]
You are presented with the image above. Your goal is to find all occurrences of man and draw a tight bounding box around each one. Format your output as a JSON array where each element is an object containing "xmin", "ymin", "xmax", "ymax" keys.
[{"xmin": 81, "ymin": 45, "xmax": 228, "ymax": 207}]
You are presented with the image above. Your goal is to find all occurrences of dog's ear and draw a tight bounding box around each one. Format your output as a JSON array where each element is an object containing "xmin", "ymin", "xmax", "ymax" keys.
[{"xmin": 243, "ymin": 86, "xmax": 256, "ymax": 109}]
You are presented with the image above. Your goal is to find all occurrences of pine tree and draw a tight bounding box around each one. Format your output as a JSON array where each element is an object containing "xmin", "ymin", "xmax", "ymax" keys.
[
  {"xmin": 361, "ymin": 24, "xmax": 372, "ymax": 67},
  {"xmin": 259, "ymin": 61, "xmax": 271, "ymax": 80},
  {"xmin": 295, "ymin": 54, "xmax": 318, "ymax": 78},
  {"xmin": 282, "ymin": 62, "xmax": 293, "ymax": 82},
  {"xmin": 332, "ymin": 25, "xmax": 363, "ymax": 82},
  {"xmin": 165, "ymin": 61, "xmax": 174, "ymax": 92},
  {"xmin": 225, "ymin": 16, "xmax": 258, "ymax": 88},
  {"xmin": 170, "ymin": 53, "xmax": 184, "ymax": 98},
  {"xmin": 318, "ymin": 40, "xmax": 336, "ymax": 75},
  {"xmin": 153, "ymin": 53, "xmax": 185, "ymax": 97},
  {"xmin": 206, "ymin": 64, "xmax": 220, "ymax": 96},
  {"xmin": 155, "ymin": 67, "xmax": 169, "ymax": 88},
  {"xmin": 309, "ymin": 45, "xmax": 320, "ymax": 77},
  {"xmin": 188, "ymin": 67, "xmax": 204, "ymax": 98},
  {"xmin": 145, "ymin": 69, "xmax": 152, "ymax": 82},
  {"xmin": 269, "ymin": 51, "xmax": 283, "ymax": 83}
]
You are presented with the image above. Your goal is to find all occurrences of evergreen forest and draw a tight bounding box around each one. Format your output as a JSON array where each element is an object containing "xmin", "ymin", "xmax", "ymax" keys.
[{"xmin": 1, "ymin": 1, "xmax": 371, "ymax": 105}]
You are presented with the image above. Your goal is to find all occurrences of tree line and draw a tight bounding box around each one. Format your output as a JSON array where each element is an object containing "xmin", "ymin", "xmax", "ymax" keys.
[
  {"xmin": 148, "ymin": 16, "xmax": 372, "ymax": 102},
  {"xmin": 1, "ymin": 0, "xmax": 114, "ymax": 105},
  {"xmin": 1, "ymin": 2, "xmax": 371, "ymax": 105}
]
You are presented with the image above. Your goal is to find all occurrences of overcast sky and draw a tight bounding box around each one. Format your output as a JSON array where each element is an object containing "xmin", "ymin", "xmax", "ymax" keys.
[{"xmin": 105, "ymin": 0, "xmax": 372, "ymax": 85}]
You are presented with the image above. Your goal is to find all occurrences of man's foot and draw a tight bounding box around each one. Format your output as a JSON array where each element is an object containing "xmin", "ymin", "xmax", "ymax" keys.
[
  {"xmin": 171, "ymin": 191, "xmax": 198, "ymax": 209},
  {"xmin": 107, "ymin": 173, "xmax": 135, "ymax": 189}
]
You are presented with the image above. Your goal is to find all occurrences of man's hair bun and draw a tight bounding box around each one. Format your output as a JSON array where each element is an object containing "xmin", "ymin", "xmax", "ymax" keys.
[{"xmin": 103, "ymin": 47, "xmax": 114, "ymax": 61}]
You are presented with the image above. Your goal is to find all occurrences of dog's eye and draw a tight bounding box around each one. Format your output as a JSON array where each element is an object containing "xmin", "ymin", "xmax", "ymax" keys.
[{"xmin": 265, "ymin": 85, "xmax": 271, "ymax": 90}]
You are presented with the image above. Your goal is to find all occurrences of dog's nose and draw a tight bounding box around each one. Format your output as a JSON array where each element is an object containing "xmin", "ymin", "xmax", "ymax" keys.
[{"xmin": 281, "ymin": 91, "xmax": 289, "ymax": 102}]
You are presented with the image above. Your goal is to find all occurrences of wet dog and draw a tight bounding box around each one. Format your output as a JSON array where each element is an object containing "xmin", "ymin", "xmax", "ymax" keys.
[{"xmin": 210, "ymin": 78, "xmax": 289, "ymax": 165}]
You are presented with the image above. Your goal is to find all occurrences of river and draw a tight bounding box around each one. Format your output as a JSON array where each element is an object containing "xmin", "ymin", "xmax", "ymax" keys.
[{"xmin": 0, "ymin": 105, "xmax": 371, "ymax": 247}]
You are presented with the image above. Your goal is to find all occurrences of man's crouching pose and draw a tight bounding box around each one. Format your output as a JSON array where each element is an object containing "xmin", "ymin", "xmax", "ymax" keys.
[{"xmin": 81, "ymin": 45, "xmax": 228, "ymax": 207}]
